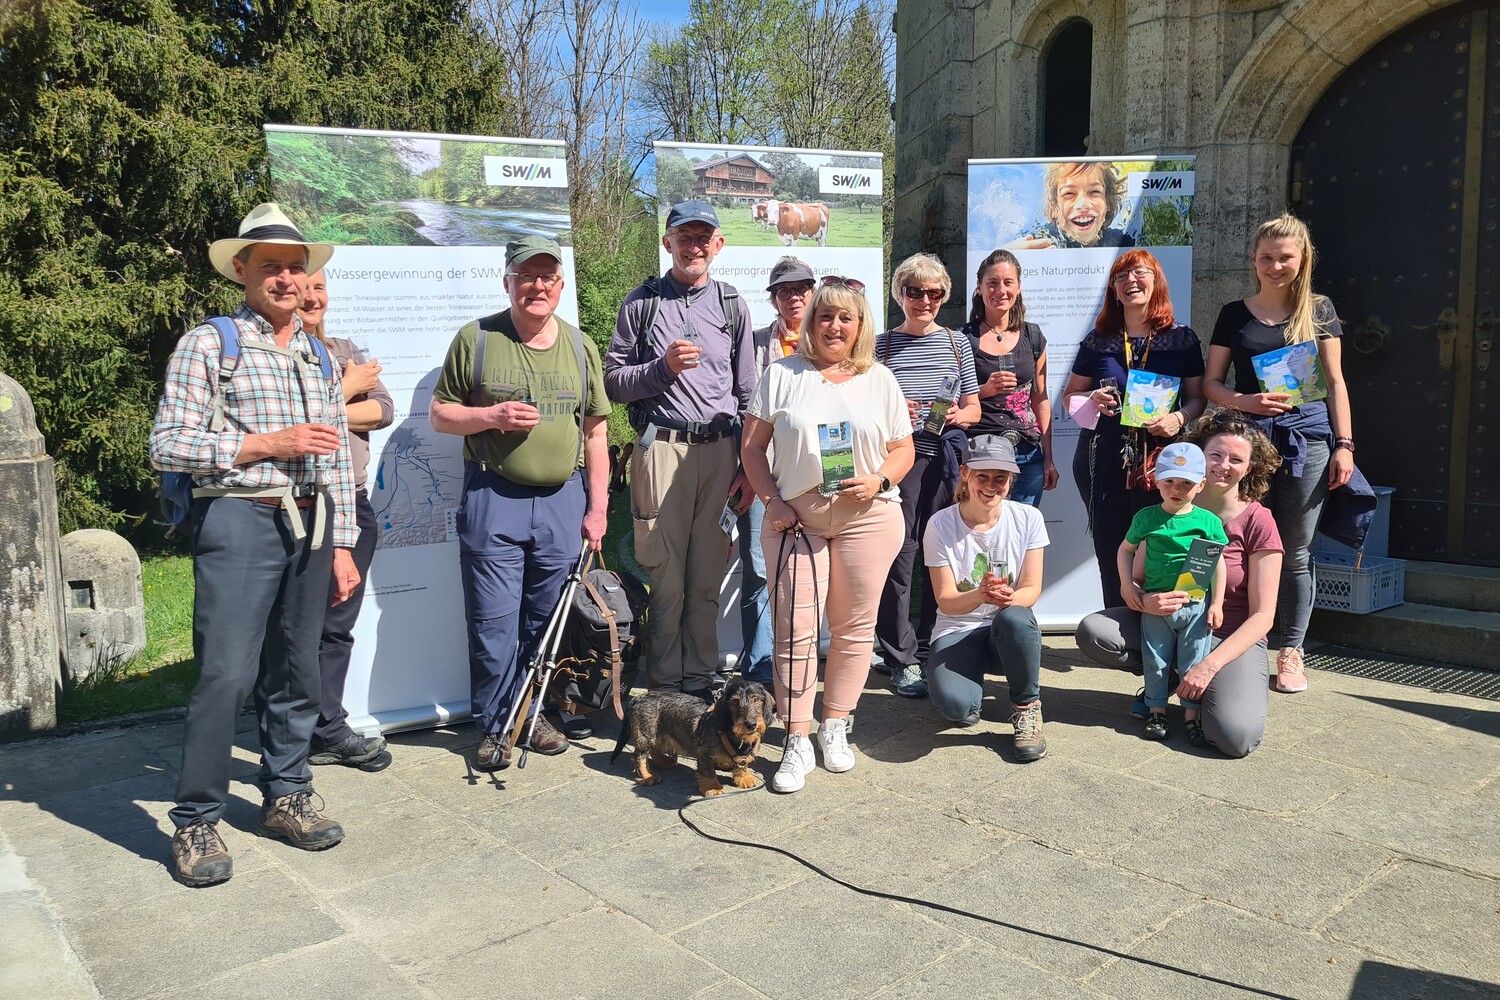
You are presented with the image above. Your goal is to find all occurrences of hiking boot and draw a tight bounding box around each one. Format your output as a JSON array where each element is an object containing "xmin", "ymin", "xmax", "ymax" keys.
[
  {"xmin": 524, "ymin": 714, "xmax": 569, "ymax": 756},
  {"xmin": 816, "ymin": 716, "xmax": 856, "ymax": 773},
  {"xmin": 1009, "ymin": 703, "xmax": 1048, "ymax": 763},
  {"xmin": 1129, "ymin": 688, "xmax": 1148, "ymax": 720},
  {"xmin": 1276, "ymin": 647, "xmax": 1309, "ymax": 693},
  {"xmin": 309, "ymin": 733, "xmax": 388, "ymax": 769},
  {"xmin": 475, "ymin": 731, "xmax": 512, "ymax": 771},
  {"xmin": 1185, "ymin": 718, "xmax": 1210, "ymax": 748},
  {"xmin": 257, "ymin": 790, "xmax": 344, "ymax": 851},
  {"xmin": 1142, "ymin": 713, "xmax": 1168, "ymax": 741},
  {"xmin": 171, "ymin": 821, "xmax": 232, "ymax": 887},
  {"xmin": 892, "ymin": 664, "xmax": 928, "ymax": 699},
  {"xmin": 771, "ymin": 733, "xmax": 816, "ymax": 793}
]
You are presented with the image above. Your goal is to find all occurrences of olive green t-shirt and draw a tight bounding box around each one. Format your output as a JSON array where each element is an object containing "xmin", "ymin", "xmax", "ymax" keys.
[{"xmin": 433, "ymin": 310, "xmax": 610, "ymax": 487}]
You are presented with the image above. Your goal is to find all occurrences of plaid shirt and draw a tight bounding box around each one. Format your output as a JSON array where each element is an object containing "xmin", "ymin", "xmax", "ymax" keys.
[{"xmin": 150, "ymin": 304, "xmax": 359, "ymax": 549}]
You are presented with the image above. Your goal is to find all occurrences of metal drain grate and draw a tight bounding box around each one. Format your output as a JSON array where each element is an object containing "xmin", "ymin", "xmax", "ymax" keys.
[{"xmin": 1306, "ymin": 647, "xmax": 1500, "ymax": 701}]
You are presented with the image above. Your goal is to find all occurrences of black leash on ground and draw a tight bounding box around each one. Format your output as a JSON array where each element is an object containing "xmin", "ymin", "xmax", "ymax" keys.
[{"xmin": 676, "ymin": 786, "xmax": 1296, "ymax": 1000}]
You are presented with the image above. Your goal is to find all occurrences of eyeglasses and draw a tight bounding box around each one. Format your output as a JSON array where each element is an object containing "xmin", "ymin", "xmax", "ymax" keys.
[
  {"xmin": 821, "ymin": 275, "xmax": 867, "ymax": 293},
  {"xmin": 668, "ymin": 230, "xmax": 719, "ymax": 247},
  {"xmin": 903, "ymin": 286, "xmax": 944, "ymax": 301},
  {"xmin": 507, "ymin": 271, "xmax": 563, "ymax": 289},
  {"xmin": 773, "ymin": 283, "xmax": 816, "ymax": 299},
  {"xmin": 1112, "ymin": 267, "xmax": 1154, "ymax": 283}
]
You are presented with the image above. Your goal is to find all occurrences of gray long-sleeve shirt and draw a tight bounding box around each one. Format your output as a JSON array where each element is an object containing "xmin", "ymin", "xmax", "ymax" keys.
[{"xmin": 603, "ymin": 272, "xmax": 755, "ymax": 429}]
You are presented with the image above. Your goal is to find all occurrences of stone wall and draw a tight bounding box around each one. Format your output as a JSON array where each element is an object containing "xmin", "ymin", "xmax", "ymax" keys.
[{"xmin": 894, "ymin": 0, "xmax": 1462, "ymax": 332}]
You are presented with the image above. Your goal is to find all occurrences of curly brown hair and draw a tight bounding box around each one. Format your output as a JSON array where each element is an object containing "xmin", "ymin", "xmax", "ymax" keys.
[{"xmin": 1185, "ymin": 410, "xmax": 1282, "ymax": 502}]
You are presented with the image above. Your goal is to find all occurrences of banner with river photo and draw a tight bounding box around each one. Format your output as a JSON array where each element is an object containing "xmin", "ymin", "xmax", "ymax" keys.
[
  {"xmin": 967, "ymin": 156, "xmax": 1195, "ymax": 629},
  {"xmin": 265, "ymin": 124, "xmax": 578, "ymax": 734},
  {"xmin": 648, "ymin": 140, "xmax": 886, "ymax": 666}
]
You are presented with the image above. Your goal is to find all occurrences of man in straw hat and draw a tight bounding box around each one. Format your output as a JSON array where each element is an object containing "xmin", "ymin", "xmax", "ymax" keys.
[{"xmin": 151, "ymin": 202, "xmax": 360, "ymax": 887}]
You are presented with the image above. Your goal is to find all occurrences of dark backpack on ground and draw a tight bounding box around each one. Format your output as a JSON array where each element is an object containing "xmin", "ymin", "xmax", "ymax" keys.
[
  {"xmin": 158, "ymin": 316, "xmax": 336, "ymax": 533},
  {"xmin": 548, "ymin": 553, "xmax": 650, "ymax": 719}
]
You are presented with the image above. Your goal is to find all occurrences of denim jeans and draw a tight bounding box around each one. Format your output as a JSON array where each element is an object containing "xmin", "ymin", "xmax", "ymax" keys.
[
  {"xmin": 737, "ymin": 496, "xmax": 773, "ymax": 683},
  {"xmin": 926, "ymin": 604, "xmax": 1042, "ymax": 722},
  {"xmin": 1140, "ymin": 600, "xmax": 1211, "ymax": 710},
  {"xmin": 1009, "ymin": 439, "xmax": 1046, "ymax": 509},
  {"xmin": 1268, "ymin": 437, "xmax": 1331, "ymax": 648}
]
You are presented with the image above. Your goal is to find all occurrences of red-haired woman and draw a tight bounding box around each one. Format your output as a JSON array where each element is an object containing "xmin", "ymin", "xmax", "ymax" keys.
[{"xmin": 1062, "ymin": 251, "xmax": 1206, "ymax": 607}]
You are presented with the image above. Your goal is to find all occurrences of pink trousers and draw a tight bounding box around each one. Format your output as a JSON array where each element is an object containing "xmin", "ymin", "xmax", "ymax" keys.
[{"xmin": 761, "ymin": 494, "xmax": 904, "ymax": 724}]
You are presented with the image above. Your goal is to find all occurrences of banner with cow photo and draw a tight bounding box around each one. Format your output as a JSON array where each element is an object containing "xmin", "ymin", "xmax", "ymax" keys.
[
  {"xmin": 650, "ymin": 141, "xmax": 885, "ymax": 327},
  {"xmin": 967, "ymin": 155, "xmax": 1195, "ymax": 630},
  {"xmin": 649, "ymin": 140, "xmax": 885, "ymax": 666}
]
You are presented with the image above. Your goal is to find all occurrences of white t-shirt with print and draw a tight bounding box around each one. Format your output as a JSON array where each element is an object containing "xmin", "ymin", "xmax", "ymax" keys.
[
  {"xmin": 749, "ymin": 354, "xmax": 911, "ymax": 502},
  {"xmin": 923, "ymin": 501, "xmax": 1050, "ymax": 643}
]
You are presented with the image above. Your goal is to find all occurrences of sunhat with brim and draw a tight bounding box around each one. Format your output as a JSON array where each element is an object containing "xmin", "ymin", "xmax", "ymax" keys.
[{"xmin": 208, "ymin": 202, "xmax": 334, "ymax": 284}]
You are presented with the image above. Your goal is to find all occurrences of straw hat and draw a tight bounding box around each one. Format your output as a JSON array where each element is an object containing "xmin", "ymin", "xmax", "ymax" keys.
[{"xmin": 208, "ymin": 203, "xmax": 334, "ymax": 284}]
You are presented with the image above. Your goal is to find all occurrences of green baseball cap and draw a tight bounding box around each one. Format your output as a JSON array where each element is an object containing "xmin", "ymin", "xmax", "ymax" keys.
[{"xmin": 505, "ymin": 235, "xmax": 563, "ymax": 269}]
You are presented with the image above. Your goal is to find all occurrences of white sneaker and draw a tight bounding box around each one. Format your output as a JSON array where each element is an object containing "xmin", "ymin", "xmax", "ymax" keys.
[
  {"xmin": 816, "ymin": 717, "xmax": 856, "ymax": 773},
  {"xmin": 771, "ymin": 734, "xmax": 816, "ymax": 793}
]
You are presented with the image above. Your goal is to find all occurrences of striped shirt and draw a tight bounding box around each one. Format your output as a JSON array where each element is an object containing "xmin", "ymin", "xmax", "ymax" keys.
[
  {"xmin": 874, "ymin": 327, "xmax": 979, "ymax": 455},
  {"xmin": 150, "ymin": 304, "xmax": 359, "ymax": 549}
]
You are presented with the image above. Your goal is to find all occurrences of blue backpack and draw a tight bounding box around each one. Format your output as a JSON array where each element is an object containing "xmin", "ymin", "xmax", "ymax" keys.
[{"xmin": 158, "ymin": 316, "xmax": 335, "ymax": 532}]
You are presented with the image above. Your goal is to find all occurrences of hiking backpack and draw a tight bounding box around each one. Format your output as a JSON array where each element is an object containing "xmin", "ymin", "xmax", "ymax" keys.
[
  {"xmin": 548, "ymin": 553, "xmax": 650, "ymax": 719},
  {"xmin": 158, "ymin": 316, "xmax": 336, "ymax": 532},
  {"xmin": 624, "ymin": 276, "xmax": 744, "ymax": 431}
]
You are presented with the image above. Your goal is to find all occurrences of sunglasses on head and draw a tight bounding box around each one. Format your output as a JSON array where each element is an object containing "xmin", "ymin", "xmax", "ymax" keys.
[
  {"xmin": 903, "ymin": 286, "xmax": 944, "ymax": 302},
  {"xmin": 820, "ymin": 274, "xmax": 866, "ymax": 293}
]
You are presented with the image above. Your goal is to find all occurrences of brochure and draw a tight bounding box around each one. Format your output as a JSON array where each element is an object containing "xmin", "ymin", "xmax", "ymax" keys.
[
  {"xmin": 922, "ymin": 374, "xmax": 960, "ymax": 434},
  {"xmin": 818, "ymin": 421, "xmax": 855, "ymax": 495},
  {"xmin": 1173, "ymin": 537, "xmax": 1225, "ymax": 601},
  {"xmin": 1251, "ymin": 341, "xmax": 1327, "ymax": 407},
  {"xmin": 1121, "ymin": 370, "xmax": 1181, "ymax": 428}
]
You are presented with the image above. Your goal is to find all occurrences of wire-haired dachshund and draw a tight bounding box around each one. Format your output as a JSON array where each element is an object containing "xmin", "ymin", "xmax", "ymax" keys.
[{"xmin": 611, "ymin": 678, "xmax": 776, "ymax": 796}]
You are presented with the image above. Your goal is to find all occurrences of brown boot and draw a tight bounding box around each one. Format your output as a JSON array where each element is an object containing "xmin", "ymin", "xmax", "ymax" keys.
[
  {"xmin": 171, "ymin": 820, "xmax": 232, "ymax": 887},
  {"xmin": 257, "ymin": 790, "xmax": 345, "ymax": 851},
  {"xmin": 524, "ymin": 713, "xmax": 570, "ymax": 756}
]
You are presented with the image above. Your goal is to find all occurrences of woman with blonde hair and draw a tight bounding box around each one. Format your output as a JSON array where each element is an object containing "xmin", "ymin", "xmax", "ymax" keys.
[
  {"xmin": 1205, "ymin": 214, "xmax": 1354, "ymax": 694},
  {"xmin": 297, "ymin": 271, "xmax": 396, "ymax": 771},
  {"xmin": 873, "ymin": 252, "xmax": 981, "ymax": 698},
  {"xmin": 742, "ymin": 277, "xmax": 914, "ymax": 793}
]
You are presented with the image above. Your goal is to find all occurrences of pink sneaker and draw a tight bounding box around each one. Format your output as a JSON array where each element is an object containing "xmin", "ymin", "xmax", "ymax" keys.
[{"xmin": 1276, "ymin": 647, "xmax": 1308, "ymax": 693}]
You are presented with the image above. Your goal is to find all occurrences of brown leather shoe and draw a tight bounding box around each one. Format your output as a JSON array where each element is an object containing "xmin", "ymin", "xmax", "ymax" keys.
[
  {"xmin": 257, "ymin": 790, "xmax": 345, "ymax": 851},
  {"xmin": 171, "ymin": 820, "xmax": 232, "ymax": 887},
  {"xmin": 525, "ymin": 713, "xmax": 570, "ymax": 756},
  {"xmin": 475, "ymin": 731, "xmax": 512, "ymax": 771}
]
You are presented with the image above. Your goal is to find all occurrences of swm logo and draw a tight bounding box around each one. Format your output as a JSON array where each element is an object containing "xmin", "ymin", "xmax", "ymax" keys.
[
  {"xmin": 484, "ymin": 155, "xmax": 569, "ymax": 188},
  {"xmin": 818, "ymin": 165, "xmax": 884, "ymax": 196},
  {"xmin": 1126, "ymin": 171, "xmax": 1195, "ymax": 198}
]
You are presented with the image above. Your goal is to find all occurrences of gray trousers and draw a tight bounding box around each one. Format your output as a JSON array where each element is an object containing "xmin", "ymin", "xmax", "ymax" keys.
[
  {"xmin": 171, "ymin": 497, "xmax": 332, "ymax": 828},
  {"xmin": 1267, "ymin": 437, "xmax": 1331, "ymax": 648},
  {"xmin": 1074, "ymin": 608, "xmax": 1268, "ymax": 758}
]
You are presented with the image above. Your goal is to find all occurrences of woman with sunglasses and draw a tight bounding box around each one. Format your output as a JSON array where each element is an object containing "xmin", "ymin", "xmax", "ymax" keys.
[
  {"xmin": 962, "ymin": 249, "xmax": 1058, "ymax": 508},
  {"xmin": 1204, "ymin": 215, "xmax": 1354, "ymax": 694},
  {"xmin": 924, "ymin": 435, "xmax": 1050, "ymax": 762},
  {"xmin": 1062, "ymin": 250, "xmax": 1206, "ymax": 608},
  {"xmin": 1075, "ymin": 411, "xmax": 1284, "ymax": 756},
  {"xmin": 741, "ymin": 277, "xmax": 914, "ymax": 793}
]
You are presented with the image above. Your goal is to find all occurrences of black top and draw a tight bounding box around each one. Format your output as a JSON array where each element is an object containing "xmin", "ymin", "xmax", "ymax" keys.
[
  {"xmin": 961, "ymin": 321, "xmax": 1047, "ymax": 443},
  {"xmin": 1209, "ymin": 297, "xmax": 1343, "ymax": 394}
]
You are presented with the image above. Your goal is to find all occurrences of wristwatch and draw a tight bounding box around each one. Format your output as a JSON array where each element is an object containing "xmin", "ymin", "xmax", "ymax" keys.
[
  {"xmin": 878, "ymin": 474, "xmax": 892, "ymax": 493},
  {"xmin": 1334, "ymin": 437, "xmax": 1355, "ymax": 453}
]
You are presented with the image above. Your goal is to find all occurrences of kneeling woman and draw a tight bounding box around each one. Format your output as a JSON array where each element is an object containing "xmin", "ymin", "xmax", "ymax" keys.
[{"xmin": 924, "ymin": 436, "xmax": 1050, "ymax": 762}]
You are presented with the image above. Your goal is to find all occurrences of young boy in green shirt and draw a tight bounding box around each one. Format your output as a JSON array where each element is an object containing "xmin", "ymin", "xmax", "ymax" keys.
[{"xmin": 1117, "ymin": 442, "xmax": 1228, "ymax": 742}]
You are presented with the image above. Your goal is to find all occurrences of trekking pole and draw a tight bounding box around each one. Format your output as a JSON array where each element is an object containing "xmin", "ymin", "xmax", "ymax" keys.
[{"xmin": 516, "ymin": 540, "xmax": 591, "ymax": 768}]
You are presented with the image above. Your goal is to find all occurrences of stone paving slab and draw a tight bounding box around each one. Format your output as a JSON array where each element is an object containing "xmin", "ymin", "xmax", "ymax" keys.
[{"xmin": 2, "ymin": 648, "xmax": 1498, "ymax": 1000}]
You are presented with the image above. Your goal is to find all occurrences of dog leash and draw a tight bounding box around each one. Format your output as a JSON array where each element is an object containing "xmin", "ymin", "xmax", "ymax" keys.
[{"xmin": 675, "ymin": 790, "xmax": 1298, "ymax": 1000}]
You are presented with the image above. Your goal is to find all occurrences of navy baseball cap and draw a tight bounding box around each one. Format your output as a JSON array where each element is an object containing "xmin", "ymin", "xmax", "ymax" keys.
[{"xmin": 665, "ymin": 200, "xmax": 720, "ymax": 230}]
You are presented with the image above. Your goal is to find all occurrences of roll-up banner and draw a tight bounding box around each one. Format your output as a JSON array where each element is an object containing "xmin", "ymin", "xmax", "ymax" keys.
[
  {"xmin": 647, "ymin": 141, "xmax": 886, "ymax": 665},
  {"xmin": 966, "ymin": 156, "xmax": 1195, "ymax": 630},
  {"xmin": 264, "ymin": 124, "xmax": 577, "ymax": 734}
]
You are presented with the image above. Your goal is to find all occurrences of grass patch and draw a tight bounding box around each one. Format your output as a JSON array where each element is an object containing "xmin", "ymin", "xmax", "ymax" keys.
[
  {"xmin": 59, "ymin": 554, "xmax": 198, "ymax": 724},
  {"xmin": 670, "ymin": 205, "xmax": 883, "ymax": 249}
]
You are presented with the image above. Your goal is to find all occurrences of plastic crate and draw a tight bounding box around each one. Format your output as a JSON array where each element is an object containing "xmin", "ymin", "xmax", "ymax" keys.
[{"xmin": 1313, "ymin": 553, "xmax": 1405, "ymax": 614}]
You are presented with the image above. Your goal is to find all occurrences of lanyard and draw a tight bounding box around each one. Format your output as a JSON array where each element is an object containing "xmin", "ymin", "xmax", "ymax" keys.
[{"xmin": 1122, "ymin": 330, "xmax": 1154, "ymax": 373}]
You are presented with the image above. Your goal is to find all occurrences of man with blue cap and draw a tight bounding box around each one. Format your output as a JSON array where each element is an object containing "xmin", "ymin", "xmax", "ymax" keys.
[{"xmin": 604, "ymin": 200, "xmax": 756, "ymax": 701}]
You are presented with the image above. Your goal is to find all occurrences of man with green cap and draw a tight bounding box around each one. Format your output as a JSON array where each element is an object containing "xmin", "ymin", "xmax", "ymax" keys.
[{"xmin": 430, "ymin": 235, "xmax": 611, "ymax": 770}]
